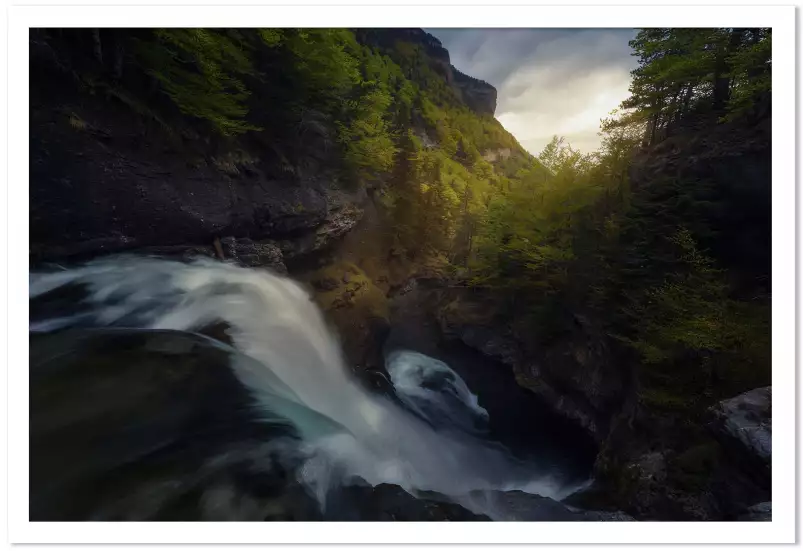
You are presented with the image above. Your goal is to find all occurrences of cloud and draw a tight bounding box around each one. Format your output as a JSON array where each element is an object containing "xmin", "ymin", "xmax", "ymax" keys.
[{"xmin": 427, "ymin": 29, "xmax": 639, "ymax": 155}]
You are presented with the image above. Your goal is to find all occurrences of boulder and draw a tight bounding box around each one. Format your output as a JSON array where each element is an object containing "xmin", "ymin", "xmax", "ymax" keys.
[
  {"xmin": 326, "ymin": 483, "xmax": 489, "ymax": 521},
  {"xmin": 709, "ymin": 386, "xmax": 771, "ymax": 466},
  {"xmin": 738, "ymin": 501, "xmax": 772, "ymax": 521}
]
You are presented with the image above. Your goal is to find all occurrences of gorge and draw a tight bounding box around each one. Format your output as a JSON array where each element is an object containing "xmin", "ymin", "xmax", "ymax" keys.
[{"xmin": 29, "ymin": 27, "xmax": 772, "ymax": 521}]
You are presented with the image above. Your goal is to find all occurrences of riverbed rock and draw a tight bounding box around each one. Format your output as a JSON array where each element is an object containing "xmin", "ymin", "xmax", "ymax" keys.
[{"xmin": 327, "ymin": 483, "xmax": 489, "ymax": 521}]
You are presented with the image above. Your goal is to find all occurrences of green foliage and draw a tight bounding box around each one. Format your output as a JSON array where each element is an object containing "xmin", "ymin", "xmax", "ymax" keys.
[
  {"xmin": 134, "ymin": 29, "xmax": 260, "ymax": 135},
  {"xmin": 724, "ymin": 29, "xmax": 772, "ymax": 121},
  {"xmin": 624, "ymin": 28, "xmax": 771, "ymax": 144},
  {"xmin": 259, "ymin": 29, "xmax": 362, "ymax": 113},
  {"xmin": 618, "ymin": 229, "xmax": 733, "ymax": 364},
  {"xmin": 338, "ymin": 87, "xmax": 397, "ymax": 180},
  {"xmin": 470, "ymin": 112, "xmax": 769, "ymax": 419}
]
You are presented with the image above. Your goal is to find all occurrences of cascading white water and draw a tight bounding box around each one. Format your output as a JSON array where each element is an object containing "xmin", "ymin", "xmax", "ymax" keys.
[
  {"xmin": 30, "ymin": 255, "xmax": 586, "ymax": 518},
  {"xmin": 386, "ymin": 350, "xmax": 490, "ymax": 434}
]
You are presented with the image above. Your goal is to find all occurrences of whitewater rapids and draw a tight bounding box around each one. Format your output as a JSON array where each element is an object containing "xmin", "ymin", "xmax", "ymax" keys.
[{"xmin": 29, "ymin": 255, "xmax": 589, "ymax": 518}]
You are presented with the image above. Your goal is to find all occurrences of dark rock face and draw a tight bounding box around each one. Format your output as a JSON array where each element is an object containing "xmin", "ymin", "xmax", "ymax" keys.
[
  {"xmin": 275, "ymin": 202, "xmax": 364, "ymax": 262},
  {"xmin": 467, "ymin": 490, "xmax": 634, "ymax": 521},
  {"xmin": 29, "ymin": 329, "xmax": 297, "ymax": 520},
  {"xmin": 326, "ymin": 484, "xmax": 489, "ymax": 521},
  {"xmin": 219, "ymin": 236, "xmax": 287, "ymax": 273},
  {"xmin": 452, "ymin": 68, "xmax": 497, "ymax": 116},
  {"xmin": 386, "ymin": 285, "xmax": 598, "ymax": 481},
  {"xmin": 738, "ymin": 501, "xmax": 772, "ymax": 521},
  {"xmin": 29, "ymin": 90, "xmax": 364, "ymax": 265},
  {"xmin": 589, "ymin": 384, "xmax": 773, "ymax": 521},
  {"xmin": 436, "ymin": 296, "xmax": 623, "ymax": 441},
  {"xmin": 709, "ymin": 386, "xmax": 772, "ymax": 467}
]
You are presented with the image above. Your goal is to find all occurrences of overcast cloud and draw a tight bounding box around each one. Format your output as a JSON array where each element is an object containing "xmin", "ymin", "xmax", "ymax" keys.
[{"xmin": 427, "ymin": 29, "xmax": 638, "ymax": 155}]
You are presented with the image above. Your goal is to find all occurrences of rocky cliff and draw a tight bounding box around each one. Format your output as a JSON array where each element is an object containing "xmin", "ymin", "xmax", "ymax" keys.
[
  {"xmin": 29, "ymin": 28, "xmax": 500, "ymax": 266},
  {"xmin": 452, "ymin": 68, "xmax": 497, "ymax": 116},
  {"xmin": 354, "ymin": 28, "xmax": 498, "ymax": 116}
]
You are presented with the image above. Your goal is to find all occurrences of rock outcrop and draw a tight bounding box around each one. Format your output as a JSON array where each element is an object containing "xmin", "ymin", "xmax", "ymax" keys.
[
  {"xmin": 326, "ymin": 484, "xmax": 489, "ymax": 521},
  {"xmin": 436, "ymin": 296, "xmax": 624, "ymax": 441},
  {"xmin": 465, "ymin": 490, "xmax": 634, "ymax": 521},
  {"xmin": 29, "ymin": 94, "xmax": 366, "ymax": 264},
  {"xmin": 218, "ymin": 236, "xmax": 286, "ymax": 272},
  {"xmin": 709, "ymin": 386, "xmax": 772, "ymax": 467},
  {"xmin": 355, "ymin": 29, "xmax": 497, "ymax": 117},
  {"xmin": 452, "ymin": 68, "xmax": 497, "ymax": 116},
  {"xmin": 738, "ymin": 501, "xmax": 772, "ymax": 521}
]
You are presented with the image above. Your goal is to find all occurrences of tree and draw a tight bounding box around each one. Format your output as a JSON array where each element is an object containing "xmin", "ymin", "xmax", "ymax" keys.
[
  {"xmin": 134, "ymin": 29, "xmax": 260, "ymax": 135},
  {"xmin": 623, "ymin": 28, "xmax": 771, "ymax": 144}
]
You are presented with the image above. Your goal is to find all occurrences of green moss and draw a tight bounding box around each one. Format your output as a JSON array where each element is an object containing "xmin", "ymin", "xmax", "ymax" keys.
[
  {"xmin": 310, "ymin": 262, "xmax": 388, "ymax": 321},
  {"xmin": 669, "ymin": 441, "xmax": 721, "ymax": 492}
]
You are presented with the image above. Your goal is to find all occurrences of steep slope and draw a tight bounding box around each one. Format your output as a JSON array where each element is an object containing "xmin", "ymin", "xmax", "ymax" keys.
[{"xmin": 29, "ymin": 28, "xmax": 525, "ymax": 266}]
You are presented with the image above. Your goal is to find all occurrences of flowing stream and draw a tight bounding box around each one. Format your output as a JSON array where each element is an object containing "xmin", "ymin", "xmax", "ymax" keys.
[{"xmin": 29, "ymin": 255, "xmax": 592, "ymax": 519}]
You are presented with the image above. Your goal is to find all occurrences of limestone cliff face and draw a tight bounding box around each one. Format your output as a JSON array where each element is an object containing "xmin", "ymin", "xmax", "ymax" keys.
[{"xmin": 452, "ymin": 68, "xmax": 497, "ymax": 116}]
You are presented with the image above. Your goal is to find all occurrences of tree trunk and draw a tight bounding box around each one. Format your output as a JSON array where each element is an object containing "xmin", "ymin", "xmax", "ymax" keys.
[
  {"xmin": 713, "ymin": 29, "xmax": 745, "ymax": 111},
  {"xmin": 665, "ymin": 88, "xmax": 682, "ymax": 137},
  {"xmin": 649, "ymin": 112, "xmax": 660, "ymax": 145},
  {"xmin": 465, "ymin": 226, "xmax": 474, "ymax": 269},
  {"xmin": 680, "ymin": 84, "xmax": 693, "ymax": 120},
  {"xmin": 746, "ymin": 29, "xmax": 768, "ymax": 81}
]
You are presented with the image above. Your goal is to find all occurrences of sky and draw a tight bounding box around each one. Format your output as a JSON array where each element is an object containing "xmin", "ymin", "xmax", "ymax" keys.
[{"xmin": 427, "ymin": 29, "xmax": 638, "ymax": 156}]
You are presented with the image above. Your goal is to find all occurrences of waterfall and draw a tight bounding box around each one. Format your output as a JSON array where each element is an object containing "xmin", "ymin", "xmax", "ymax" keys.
[{"xmin": 30, "ymin": 255, "xmax": 587, "ymax": 518}]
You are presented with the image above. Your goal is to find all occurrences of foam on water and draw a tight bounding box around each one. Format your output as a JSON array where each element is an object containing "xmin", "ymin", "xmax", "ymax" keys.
[{"xmin": 30, "ymin": 255, "xmax": 589, "ymax": 518}]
